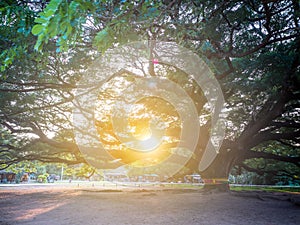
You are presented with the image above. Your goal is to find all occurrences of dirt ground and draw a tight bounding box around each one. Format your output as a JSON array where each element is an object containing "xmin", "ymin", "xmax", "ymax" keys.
[{"xmin": 0, "ymin": 184, "xmax": 299, "ymax": 225}]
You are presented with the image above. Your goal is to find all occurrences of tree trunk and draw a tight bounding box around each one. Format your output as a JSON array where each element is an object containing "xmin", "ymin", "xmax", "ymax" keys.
[{"xmin": 200, "ymin": 150, "xmax": 235, "ymax": 192}]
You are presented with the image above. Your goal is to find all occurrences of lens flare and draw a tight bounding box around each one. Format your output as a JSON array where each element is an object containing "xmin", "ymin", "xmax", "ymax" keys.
[{"xmin": 73, "ymin": 41, "xmax": 226, "ymax": 179}]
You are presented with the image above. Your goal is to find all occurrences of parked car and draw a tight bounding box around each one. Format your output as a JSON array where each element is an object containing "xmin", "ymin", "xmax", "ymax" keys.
[{"xmin": 47, "ymin": 174, "xmax": 60, "ymax": 183}]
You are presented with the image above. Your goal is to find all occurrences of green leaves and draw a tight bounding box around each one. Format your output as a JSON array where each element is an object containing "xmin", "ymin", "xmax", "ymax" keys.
[
  {"xmin": 30, "ymin": 0, "xmax": 160, "ymax": 53},
  {"xmin": 93, "ymin": 28, "xmax": 114, "ymax": 53},
  {"xmin": 31, "ymin": 0, "xmax": 94, "ymax": 52},
  {"xmin": 0, "ymin": 47, "xmax": 20, "ymax": 73},
  {"xmin": 0, "ymin": 2, "xmax": 36, "ymax": 72},
  {"xmin": 31, "ymin": 0, "xmax": 63, "ymax": 51},
  {"xmin": 31, "ymin": 0, "xmax": 87, "ymax": 52},
  {"xmin": 31, "ymin": 24, "xmax": 44, "ymax": 35}
]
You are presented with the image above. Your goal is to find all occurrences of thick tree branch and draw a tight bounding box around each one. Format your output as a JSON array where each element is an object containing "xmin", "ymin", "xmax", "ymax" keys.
[
  {"xmin": 238, "ymin": 91, "xmax": 290, "ymax": 147},
  {"xmin": 240, "ymin": 162, "xmax": 298, "ymax": 178},
  {"xmin": 248, "ymin": 130, "xmax": 300, "ymax": 149},
  {"xmin": 244, "ymin": 150, "xmax": 300, "ymax": 166}
]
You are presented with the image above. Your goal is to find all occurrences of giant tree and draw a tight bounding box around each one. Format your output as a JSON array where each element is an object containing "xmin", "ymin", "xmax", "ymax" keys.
[{"xmin": 1, "ymin": 0, "xmax": 299, "ymax": 189}]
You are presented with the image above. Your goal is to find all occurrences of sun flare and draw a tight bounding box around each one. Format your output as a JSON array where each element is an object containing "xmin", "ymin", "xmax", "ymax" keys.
[
  {"xmin": 139, "ymin": 135, "xmax": 160, "ymax": 150},
  {"xmin": 94, "ymin": 75, "xmax": 182, "ymax": 167},
  {"xmin": 132, "ymin": 126, "xmax": 152, "ymax": 141}
]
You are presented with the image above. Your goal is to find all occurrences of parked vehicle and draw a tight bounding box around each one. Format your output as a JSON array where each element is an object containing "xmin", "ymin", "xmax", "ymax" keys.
[
  {"xmin": 0, "ymin": 172, "xmax": 16, "ymax": 183},
  {"xmin": 47, "ymin": 174, "xmax": 60, "ymax": 183}
]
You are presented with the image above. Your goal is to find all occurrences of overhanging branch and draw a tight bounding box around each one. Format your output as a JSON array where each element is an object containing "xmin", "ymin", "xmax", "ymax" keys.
[{"xmin": 244, "ymin": 150, "xmax": 300, "ymax": 166}]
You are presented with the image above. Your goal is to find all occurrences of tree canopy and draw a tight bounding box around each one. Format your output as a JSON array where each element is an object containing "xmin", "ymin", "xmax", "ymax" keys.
[{"xmin": 0, "ymin": 0, "xmax": 299, "ymax": 185}]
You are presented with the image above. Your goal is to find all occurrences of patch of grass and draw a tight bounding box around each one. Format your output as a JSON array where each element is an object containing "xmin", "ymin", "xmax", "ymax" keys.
[
  {"xmin": 230, "ymin": 185, "xmax": 300, "ymax": 193},
  {"xmin": 81, "ymin": 189, "xmax": 123, "ymax": 193},
  {"xmin": 161, "ymin": 183, "xmax": 204, "ymax": 189}
]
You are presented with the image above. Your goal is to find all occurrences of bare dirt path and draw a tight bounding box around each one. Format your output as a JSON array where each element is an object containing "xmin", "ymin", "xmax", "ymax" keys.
[{"xmin": 0, "ymin": 185, "xmax": 299, "ymax": 225}]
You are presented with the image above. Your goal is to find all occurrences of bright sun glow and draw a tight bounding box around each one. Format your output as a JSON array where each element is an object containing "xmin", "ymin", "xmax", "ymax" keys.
[
  {"xmin": 139, "ymin": 135, "xmax": 160, "ymax": 150},
  {"xmin": 133, "ymin": 127, "xmax": 152, "ymax": 141},
  {"xmin": 94, "ymin": 75, "xmax": 182, "ymax": 167}
]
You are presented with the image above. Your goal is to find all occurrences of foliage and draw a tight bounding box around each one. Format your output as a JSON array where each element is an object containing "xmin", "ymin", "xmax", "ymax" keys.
[
  {"xmin": 37, "ymin": 173, "xmax": 48, "ymax": 183},
  {"xmin": 0, "ymin": 0, "xmax": 39, "ymax": 72},
  {"xmin": 31, "ymin": 0, "xmax": 160, "ymax": 52},
  {"xmin": 0, "ymin": 0, "xmax": 299, "ymax": 185},
  {"xmin": 31, "ymin": 0, "xmax": 91, "ymax": 52},
  {"xmin": 63, "ymin": 163, "xmax": 97, "ymax": 180}
]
